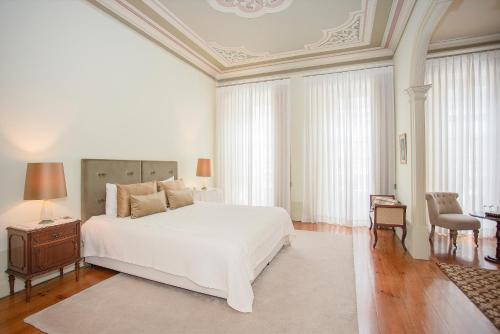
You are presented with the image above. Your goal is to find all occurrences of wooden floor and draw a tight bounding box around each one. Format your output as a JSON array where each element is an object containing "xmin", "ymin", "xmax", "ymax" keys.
[{"xmin": 0, "ymin": 224, "xmax": 498, "ymax": 334}]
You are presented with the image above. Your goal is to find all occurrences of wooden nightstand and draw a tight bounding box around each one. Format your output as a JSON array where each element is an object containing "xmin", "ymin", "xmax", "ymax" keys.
[{"xmin": 6, "ymin": 218, "xmax": 81, "ymax": 302}]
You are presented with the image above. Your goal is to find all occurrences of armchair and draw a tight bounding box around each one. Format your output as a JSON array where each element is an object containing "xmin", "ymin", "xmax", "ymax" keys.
[{"xmin": 425, "ymin": 192, "xmax": 480, "ymax": 248}]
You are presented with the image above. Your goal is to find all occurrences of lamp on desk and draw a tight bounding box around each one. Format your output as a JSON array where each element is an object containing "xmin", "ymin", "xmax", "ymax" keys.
[
  {"xmin": 196, "ymin": 158, "xmax": 211, "ymax": 191},
  {"xmin": 24, "ymin": 162, "xmax": 67, "ymax": 224}
]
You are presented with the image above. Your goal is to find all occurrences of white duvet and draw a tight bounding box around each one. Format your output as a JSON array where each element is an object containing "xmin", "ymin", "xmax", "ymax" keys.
[{"xmin": 82, "ymin": 202, "xmax": 294, "ymax": 312}]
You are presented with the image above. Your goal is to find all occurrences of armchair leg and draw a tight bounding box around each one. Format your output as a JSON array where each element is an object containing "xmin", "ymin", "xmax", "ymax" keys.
[
  {"xmin": 450, "ymin": 230, "xmax": 458, "ymax": 248},
  {"xmin": 429, "ymin": 225, "xmax": 435, "ymax": 242},
  {"xmin": 473, "ymin": 229, "xmax": 479, "ymax": 247},
  {"xmin": 372, "ymin": 224, "xmax": 378, "ymax": 248},
  {"xmin": 401, "ymin": 226, "xmax": 407, "ymax": 252}
]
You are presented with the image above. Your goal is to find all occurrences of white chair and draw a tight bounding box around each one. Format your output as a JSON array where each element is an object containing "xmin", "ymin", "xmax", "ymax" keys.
[{"xmin": 425, "ymin": 192, "xmax": 480, "ymax": 248}]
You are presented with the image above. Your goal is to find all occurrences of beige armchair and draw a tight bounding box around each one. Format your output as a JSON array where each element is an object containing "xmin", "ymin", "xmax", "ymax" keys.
[
  {"xmin": 369, "ymin": 195, "xmax": 407, "ymax": 251},
  {"xmin": 425, "ymin": 192, "xmax": 480, "ymax": 248}
]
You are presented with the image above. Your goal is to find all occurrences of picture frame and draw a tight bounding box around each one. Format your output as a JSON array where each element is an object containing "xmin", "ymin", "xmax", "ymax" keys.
[{"xmin": 399, "ymin": 133, "xmax": 407, "ymax": 164}]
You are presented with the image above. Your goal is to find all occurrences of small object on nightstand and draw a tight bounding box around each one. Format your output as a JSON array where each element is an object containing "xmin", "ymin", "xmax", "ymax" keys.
[
  {"xmin": 193, "ymin": 188, "xmax": 223, "ymax": 203},
  {"xmin": 6, "ymin": 218, "xmax": 81, "ymax": 302}
]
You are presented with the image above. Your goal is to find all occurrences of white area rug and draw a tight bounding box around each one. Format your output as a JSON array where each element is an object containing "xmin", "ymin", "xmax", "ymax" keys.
[{"xmin": 25, "ymin": 231, "xmax": 357, "ymax": 334}]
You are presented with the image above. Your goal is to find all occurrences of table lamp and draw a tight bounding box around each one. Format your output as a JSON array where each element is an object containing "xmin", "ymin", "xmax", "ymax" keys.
[
  {"xmin": 196, "ymin": 158, "xmax": 211, "ymax": 190},
  {"xmin": 24, "ymin": 162, "xmax": 67, "ymax": 224}
]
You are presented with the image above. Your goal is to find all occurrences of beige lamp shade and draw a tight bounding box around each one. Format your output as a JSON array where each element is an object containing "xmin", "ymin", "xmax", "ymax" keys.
[
  {"xmin": 24, "ymin": 162, "xmax": 67, "ymax": 200},
  {"xmin": 196, "ymin": 158, "xmax": 211, "ymax": 177}
]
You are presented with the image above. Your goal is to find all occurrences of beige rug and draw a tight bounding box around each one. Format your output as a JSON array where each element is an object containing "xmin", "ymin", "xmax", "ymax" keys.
[{"xmin": 25, "ymin": 231, "xmax": 357, "ymax": 334}]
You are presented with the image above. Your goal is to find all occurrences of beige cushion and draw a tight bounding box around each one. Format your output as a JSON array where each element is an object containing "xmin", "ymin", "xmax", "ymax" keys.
[
  {"xmin": 166, "ymin": 188, "xmax": 193, "ymax": 210},
  {"xmin": 437, "ymin": 214, "xmax": 480, "ymax": 230},
  {"xmin": 117, "ymin": 181, "xmax": 157, "ymax": 217},
  {"xmin": 130, "ymin": 190, "xmax": 167, "ymax": 219},
  {"xmin": 158, "ymin": 179, "xmax": 186, "ymax": 205},
  {"xmin": 371, "ymin": 197, "xmax": 399, "ymax": 211}
]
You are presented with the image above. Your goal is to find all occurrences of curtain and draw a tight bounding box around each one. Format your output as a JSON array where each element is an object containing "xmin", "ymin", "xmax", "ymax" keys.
[
  {"xmin": 301, "ymin": 66, "xmax": 395, "ymax": 226},
  {"xmin": 215, "ymin": 79, "xmax": 290, "ymax": 211},
  {"xmin": 425, "ymin": 49, "xmax": 500, "ymax": 238}
]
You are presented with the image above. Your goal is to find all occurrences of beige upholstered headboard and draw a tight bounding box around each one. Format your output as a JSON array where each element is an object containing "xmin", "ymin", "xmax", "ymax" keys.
[{"xmin": 81, "ymin": 159, "xmax": 178, "ymax": 222}]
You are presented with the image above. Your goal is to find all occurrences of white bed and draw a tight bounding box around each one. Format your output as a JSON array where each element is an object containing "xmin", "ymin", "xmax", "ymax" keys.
[{"xmin": 82, "ymin": 202, "xmax": 294, "ymax": 312}]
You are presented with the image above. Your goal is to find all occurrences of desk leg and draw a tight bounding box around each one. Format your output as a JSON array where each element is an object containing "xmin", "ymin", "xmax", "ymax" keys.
[
  {"xmin": 25, "ymin": 280, "xmax": 31, "ymax": 302},
  {"xmin": 485, "ymin": 221, "xmax": 500, "ymax": 264},
  {"xmin": 8, "ymin": 275, "xmax": 15, "ymax": 295}
]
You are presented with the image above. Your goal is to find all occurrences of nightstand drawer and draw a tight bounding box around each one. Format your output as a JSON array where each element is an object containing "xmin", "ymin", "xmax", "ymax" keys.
[
  {"xmin": 32, "ymin": 222, "xmax": 78, "ymax": 245},
  {"xmin": 31, "ymin": 237, "xmax": 79, "ymax": 272}
]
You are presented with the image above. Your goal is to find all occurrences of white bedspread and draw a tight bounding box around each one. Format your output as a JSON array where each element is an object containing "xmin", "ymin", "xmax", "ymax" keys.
[{"xmin": 82, "ymin": 202, "xmax": 294, "ymax": 312}]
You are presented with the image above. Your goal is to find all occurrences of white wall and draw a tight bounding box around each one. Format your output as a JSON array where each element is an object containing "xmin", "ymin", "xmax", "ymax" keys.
[{"xmin": 0, "ymin": 0, "xmax": 215, "ymax": 297}]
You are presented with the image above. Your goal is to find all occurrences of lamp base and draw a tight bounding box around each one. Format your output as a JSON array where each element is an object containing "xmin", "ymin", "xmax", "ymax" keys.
[{"xmin": 38, "ymin": 219, "xmax": 55, "ymax": 225}]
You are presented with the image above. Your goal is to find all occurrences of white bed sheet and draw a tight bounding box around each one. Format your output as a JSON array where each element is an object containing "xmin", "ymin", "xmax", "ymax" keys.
[{"xmin": 82, "ymin": 202, "xmax": 294, "ymax": 312}]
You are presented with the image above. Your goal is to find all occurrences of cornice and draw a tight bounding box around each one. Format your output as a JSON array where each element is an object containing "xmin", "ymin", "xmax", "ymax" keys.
[{"xmin": 428, "ymin": 33, "xmax": 500, "ymax": 51}]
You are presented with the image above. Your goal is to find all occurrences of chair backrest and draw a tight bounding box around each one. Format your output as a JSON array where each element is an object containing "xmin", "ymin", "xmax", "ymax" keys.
[
  {"xmin": 370, "ymin": 194, "xmax": 395, "ymax": 208},
  {"xmin": 425, "ymin": 192, "xmax": 463, "ymax": 225}
]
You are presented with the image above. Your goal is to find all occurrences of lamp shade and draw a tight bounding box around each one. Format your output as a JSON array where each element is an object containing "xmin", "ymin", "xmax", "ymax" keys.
[
  {"xmin": 196, "ymin": 158, "xmax": 211, "ymax": 177},
  {"xmin": 24, "ymin": 162, "xmax": 67, "ymax": 200}
]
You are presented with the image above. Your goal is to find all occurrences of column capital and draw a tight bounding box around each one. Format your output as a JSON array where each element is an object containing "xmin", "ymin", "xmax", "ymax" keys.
[{"xmin": 405, "ymin": 85, "xmax": 431, "ymax": 101}]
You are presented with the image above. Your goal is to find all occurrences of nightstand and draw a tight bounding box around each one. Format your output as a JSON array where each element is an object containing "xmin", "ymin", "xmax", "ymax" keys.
[
  {"xmin": 193, "ymin": 188, "xmax": 223, "ymax": 203},
  {"xmin": 6, "ymin": 218, "xmax": 81, "ymax": 302}
]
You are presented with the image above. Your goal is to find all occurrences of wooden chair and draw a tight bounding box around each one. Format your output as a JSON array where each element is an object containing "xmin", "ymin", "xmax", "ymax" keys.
[{"xmin": 369, "ymin": 195, "xmax": 407, "ymax": 251}]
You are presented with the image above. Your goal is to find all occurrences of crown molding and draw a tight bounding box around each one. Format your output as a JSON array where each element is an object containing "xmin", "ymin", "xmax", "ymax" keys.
[
  {"xmin": 91, "ymin": 0, "xmax": 415, "ymax": 81},
  {"xmin": 93, "ymin": 0, "xmax": 220, "ymax": 77},
  {"xmin": 428, "ymin": 33, "xmax": 500, "ymax": 51}
]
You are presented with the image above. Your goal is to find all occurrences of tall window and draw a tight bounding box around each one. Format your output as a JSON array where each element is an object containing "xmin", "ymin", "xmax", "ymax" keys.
[
  {"xmin": 301, "ymin": 66, "xmax": 395, "ymax": 226},
  {"xmin": 216, "ymin": 79, "xmax": 290, "ymax": 211},
  {"xmin": 426, "ymin": 50, "xmax": 500, "ymax": 237}
]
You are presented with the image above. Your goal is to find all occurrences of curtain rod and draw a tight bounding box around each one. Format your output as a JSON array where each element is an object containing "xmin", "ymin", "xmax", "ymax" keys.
[{"xmin": 302, "ymin": 63, "xmax": 392, "ymax": 78}]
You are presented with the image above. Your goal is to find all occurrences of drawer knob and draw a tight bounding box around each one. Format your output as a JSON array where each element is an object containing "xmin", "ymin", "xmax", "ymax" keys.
[{"xmin": 52, "ymin": 232, "xmax": 62, "ymax": 238}]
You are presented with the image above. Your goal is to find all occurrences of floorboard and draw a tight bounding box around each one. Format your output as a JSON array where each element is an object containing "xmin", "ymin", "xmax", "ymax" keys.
[{"xmin": 0, "ymin": 223, "xmax": 497, "ymax": 333}]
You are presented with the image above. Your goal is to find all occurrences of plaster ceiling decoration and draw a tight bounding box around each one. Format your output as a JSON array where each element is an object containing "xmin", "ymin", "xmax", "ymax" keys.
[
  {"xmin": 210, "ymin": 42, "xmax": 270, "ymax": 64},
  {"xmin": 92, "ymin": 0, "xmax": 421, "ymax": 79},
  {"xmin": 206, "ymin": 0, "xmax": 294, "ymax": 18}
]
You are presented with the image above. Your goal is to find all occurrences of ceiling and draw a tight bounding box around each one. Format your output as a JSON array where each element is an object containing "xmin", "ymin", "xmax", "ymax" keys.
[
  {"xmin": 430, "ymin": 0, "xmax": 500, "ymax": 50},
  {"xmin": 92, "ymin": 0, "xmax": 500, "ymax": 79}
]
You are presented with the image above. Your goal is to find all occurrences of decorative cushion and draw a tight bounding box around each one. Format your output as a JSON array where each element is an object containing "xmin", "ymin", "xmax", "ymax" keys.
[
  {"xmin": 130, "ymin": 190, "xmax": 167, "ymax": 219},
  {"xmin": 116, "ymin": 181, "xmax": 157, "ymax": 217},
  {"xmin": 437, "ymin": 214, "xmax": 480, "ymax": 230},
  {"xmin": 166, "ymin": 188, "xmax": 194, "ymax": 210},
  {"xmin": 157, "ymin": 176, "xmax": 175, "ymax": 191},
  {"xmin": 371, "ymin": 197, "xmax": 399, "ymax": 211},
  {"xmin": 158, "ymin": 179, "xmax": 186, "ymax": 206},
  {"xmin": 105, "ymin": 183, "xmax": 118, "ymax": 217}
]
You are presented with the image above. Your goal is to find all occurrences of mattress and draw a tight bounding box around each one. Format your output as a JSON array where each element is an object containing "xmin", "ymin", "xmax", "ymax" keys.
[{"xmin": 82, "ymin": 202, "xmax": 294, "ymax": 312}]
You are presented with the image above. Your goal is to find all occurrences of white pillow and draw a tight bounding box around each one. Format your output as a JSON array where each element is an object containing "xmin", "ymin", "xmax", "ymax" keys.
[
  {"xmin": 106, "ymin": 177, "xmax": 174, "ymax": 217},
  {"xmin": 105, "ymin": 183, "xmax": 117, "ymax": 217}
]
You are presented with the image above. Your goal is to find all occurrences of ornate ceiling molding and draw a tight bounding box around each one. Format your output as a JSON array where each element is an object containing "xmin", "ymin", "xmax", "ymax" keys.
[
  {"xmin": 91, "ymin": 0, "xmax": 416, "ymax": 80},
  {"xmin": 207, "ymin": 0, "xmax": 293, "ymax": 18},
  {"xmin": 305, "ymin": 12, "xmax": 362, "ymax": 50},
  {"xmin": 209, "ymin": 43, "xmax": 269, "ymax": 64}
]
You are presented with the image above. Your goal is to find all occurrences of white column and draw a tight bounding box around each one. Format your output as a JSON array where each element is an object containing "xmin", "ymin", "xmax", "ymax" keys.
[{"xmin": 405, "ymin": 85, "xmax": 431, "ymax": 259}]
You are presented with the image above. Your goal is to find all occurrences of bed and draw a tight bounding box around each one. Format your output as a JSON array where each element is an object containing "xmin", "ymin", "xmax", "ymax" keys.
[{"xmin": 80, "ymin": 159, "xmax": 294, "ymax": 312}]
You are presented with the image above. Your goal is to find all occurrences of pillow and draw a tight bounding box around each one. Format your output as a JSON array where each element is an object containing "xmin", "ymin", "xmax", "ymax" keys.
[
  {"xmin": 157, "ymin": 176, "xmax": 175, "ymax": 191},
  {"xmin": 158, "ymin": 179, "xmax": 186, "ymax": 205},
  {"xmin": 371, "ymin": 196, "xmax": 400, "ymax": 211},
  {"xmin": 105, "ymin": 183, "xmax": 117, "ymax": 217},
  {"xmin": 130, "ymin": 191, "xmax": 167, "ymax": 219},
  {"xmin": 166, "ymin": 188, "xmax": 194, "ymax": 210},
  {"xmin": 117, "ymin": 181, "xmax": 157, "ymax": 217}
]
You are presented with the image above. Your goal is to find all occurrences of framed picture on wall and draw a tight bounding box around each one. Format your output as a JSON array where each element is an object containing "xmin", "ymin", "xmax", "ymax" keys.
[{"xmin": 399, "ymin": 133, "xmax": 407, "ymax": 164}]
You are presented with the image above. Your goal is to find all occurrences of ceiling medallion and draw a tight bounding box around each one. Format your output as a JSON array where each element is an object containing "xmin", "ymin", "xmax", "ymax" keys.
[
  {"xmin": 305, "ymin": 13, "xmax": 362, "ymax": 50},
  {"xmin": 207, "ymin": 0, "xmax": 293, "ymax": 18},
  {"xmin": 209, "ymin": 43, "xmax": 269, "ymax": 64}
]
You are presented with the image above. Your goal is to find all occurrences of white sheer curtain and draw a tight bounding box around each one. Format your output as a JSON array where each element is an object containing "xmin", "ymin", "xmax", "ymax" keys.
[
  {"xmin": 301, "ymin": 66, "xmax": 395, "ymax": 226},
  {"xmin": 425, "ymin": 49, "xmax": 500, "ymax": 238},
  {"xmin": 216, "ymin": 79, "xmax": 290, "ymax": 211}
]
